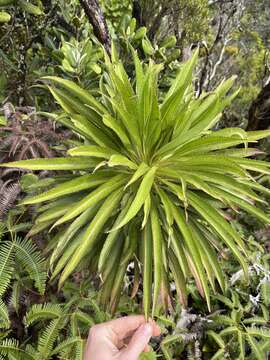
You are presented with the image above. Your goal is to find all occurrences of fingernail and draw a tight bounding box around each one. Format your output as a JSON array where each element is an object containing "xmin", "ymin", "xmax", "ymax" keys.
[{"xmin": 141, "ymin": 323, "xmax": 152, "ymax": 336}]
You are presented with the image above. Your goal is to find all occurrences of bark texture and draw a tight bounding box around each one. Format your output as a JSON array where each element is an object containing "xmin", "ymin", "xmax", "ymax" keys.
[
  {"xmin": 79, "ymin": 0, "xmax": 111, "ymax": 54},
  {"xmin": 247, "ymin": 82, "xmax": 270, "ymax": 131}
]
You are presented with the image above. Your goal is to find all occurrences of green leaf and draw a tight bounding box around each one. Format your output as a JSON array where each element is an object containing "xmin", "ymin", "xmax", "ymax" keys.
[
  {"xmin": 0, "ymin": 11, "xmax": 10, "ymax": 23},
  {"xmin": 246, "ymin": 333, "xmax": 265, "ymax": 360},
  {"xmin": 188, "ymin": 192, "xmax": 248, "ymax": 276},
  {"xmin": 25, "ymin": 303, "xmax": 62, "ymax": 325},
  {"xmin": 168, "ymin": 197, "xmax": 211, "ymax": 310},
  {"xmin": 1, "ymin": 158, "xmax": 99, "ymax": 170},
  {"xmin": 68, "ymin": 145, "xmax": 117, "ymax": 159},
  {"xmin": 168, "ymin": 248, "xmax": 187, "ymax": 308},
  {"xmin": 21, "ymin": 172, "xmax": 112, "ymax": 205},
  {"xmin": 125, "ymin": 162, "xmax": 150, "ymax": 189},
  {"xmin": 42, "ymin": 76, "xmax": 106, "ymax": 115},
  {"xmin": 51, "ymin": 174, "xmax": 127, "ymax": 228},
  {"xmin": 0, "ymin": 339, "xmax": 35, "ymax": 360},
  {"xmin": 113, "ymin": 166, "xmax": 157, "ymax": 230},
  {"xmin": 70, "ymin": 114, "xmax": 117, "ymax": 149},
  {"xmin": 0, "ymin": 299, "xmax": 10, "ymax": 329},
  {"xmin": 50, "ymin": 205, "xmax": 99, "ymax": 268},
  {"xmin": 0, "ymin": 241, "xmax": 15, "ymax": 296},
  {"xmin": 103, "ymin": 114, "xmax": 131, "ymax": 146},
  {"xmin": 142, "ymin": 222, "xmax": 152, "ymax": 320},
  {"xmin": 98, "ymin": 197, "xmax": 133, "ymax": 272},
  {"xmin": 150, "ymin": 204, "xmax": 163, "ymax": 316},
  {"xmin": 108, "ymin": 154, "xmax": 138, "ymax": 170},
  {"xmin": 18, "ymin": 0, "xmax": 43, "ymax": 15},
  {"xmin": 59, "ymin": 189, "xmax": 123, "ymax": 285},
  {"xmin": 14, "ymin": 237, "xmax": 47, "ymax": 294}
]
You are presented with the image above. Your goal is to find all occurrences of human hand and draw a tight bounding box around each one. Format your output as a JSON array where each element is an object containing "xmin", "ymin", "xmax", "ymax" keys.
[{"xmin": 84, "ymin": 315, "xmax": 160, "ymax": 360}]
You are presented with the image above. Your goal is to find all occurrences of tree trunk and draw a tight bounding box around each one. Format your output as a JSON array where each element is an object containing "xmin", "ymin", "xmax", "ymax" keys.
[
  {"xmin": 79, "ymin": 0, "xmax": 111, "ymax": 55},
  {"xmin": 132, "ymin": 0, "xmax": 145, "ymax": 28},
  {"xmin": 247, "ymin": 82, "xmax": 270, "ymax": 131}
]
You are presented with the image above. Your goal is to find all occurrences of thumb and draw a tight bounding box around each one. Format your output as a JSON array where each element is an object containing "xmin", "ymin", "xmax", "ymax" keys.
[{"xmin": 120, "ymin": 323, "xmax": 153, "ymax": 360}]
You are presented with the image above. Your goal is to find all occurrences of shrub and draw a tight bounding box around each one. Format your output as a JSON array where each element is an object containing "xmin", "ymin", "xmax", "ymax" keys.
[{"xmin": 2, "ymin": 48, "xmax": 270, "ymax": 317}]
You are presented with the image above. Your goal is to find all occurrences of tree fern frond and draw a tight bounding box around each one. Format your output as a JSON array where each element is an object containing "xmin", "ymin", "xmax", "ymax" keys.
[
  {"xmin": 9, "ymin": 281, "xmax": 21, "ymax": 315},
  {"xmin": 0, "ymin": 241, "xmax": 15, "ymax": 296},
  {"xmin": 23, "ymin": 344, "xmax": 39, "ymax": 360},
  {"xmin": 0, "ymin": 299, "xmax": 10, "ymax": 329},
  {"xmin": 0, "ymin": 339, "xmax": 35, "ymax": 360},
  {"xmin": 37, "ymin": 317, "xmax": 64, "ymax": 357},
  {"xmin": 0, "ymin": 183, "xmax": 21, "ymax": 220},
  {"xmin": 0, "ymin": 222, "xmax": 5, "ymax": 241},
  {"xmin": 51, "ymin": 336, "xmax": 81, "ymax": 356},
  {"xmin": 74, "ymin": 338, "xmax": 84, "ymax": 360},
  {"xmin": 14, "ymin": 237, "xmax": 47, "ymax": 295},
  {"xmin": 25, "ymin": 303, "xmax": 62, "ymax": 326}
]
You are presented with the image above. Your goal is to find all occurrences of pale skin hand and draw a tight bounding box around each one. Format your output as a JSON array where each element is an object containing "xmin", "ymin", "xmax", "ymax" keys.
[{"xmin": 84, "ymin": 315, "xmax": 161, "ymax": 360}]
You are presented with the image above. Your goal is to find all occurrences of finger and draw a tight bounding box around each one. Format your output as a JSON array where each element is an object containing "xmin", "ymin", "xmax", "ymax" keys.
[
  {"xmin": 143, "ymin": 345, "xmax": 151, "ymax": 352},
  {"xmin": 149, "ymin": 319, "xmax": 161, "ymax": 336},
  {"xmin": 120, "ymin": 323, "xmax": 153, "ymax": 360},
  {"xmin": 120, "ymin": 321, "xmax": 160, "ymax": 346},
  {"xmin": 106, "ymin": 315, "xmax": 146, "ymax": 340},
  {"xmin": 119, "ymin": 337, "xmax": 149, "ymax": 352},
  {"xmin": 119, "ymin": 319, "xmax": 160, "ymax": 348}
]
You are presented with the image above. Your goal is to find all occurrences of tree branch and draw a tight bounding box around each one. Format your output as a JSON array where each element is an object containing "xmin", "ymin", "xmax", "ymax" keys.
[
  {"xmin": 79, "ymin": 0, "xmax": 111, "ymax": 55},
  {"xmin": 148, "ymin": 4, "xmax": 170, "ymax": 42},
  {"xmin": 247, "ymin": 82, "xmax": 270, "ymax": 131},
  {"xmin": 132, "ymin": 0, "xmax": 145, "ymax": 28}
]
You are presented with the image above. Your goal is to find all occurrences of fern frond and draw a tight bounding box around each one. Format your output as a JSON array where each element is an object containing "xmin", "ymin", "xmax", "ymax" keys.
[
  {"xmin": 247, "ymin": 327, "xmax": 270, "ymax": 339},
  {"xmin": 9, "ymin": 222, "xmax": 32, "ymax": 233},
  {"xmin": 210, "ymin": 348, "xmax": 226, "ymax": 360},
  {"xmin": 51, "ymin": 336, "xmax": 81, "ymax": 356},
  {"xmin": 260, "ymin": 304, "xmax": 269, "ymax": 321},
  {"xmin": 261, "ymin": 279, "xmax": 270, "ymax": 306},
  {"xmin": 207, "ymin": 330, "xmax": 225, "ymax": 348},
  {"xmin": 246, "ymin": 333, "xmax": 265, "ymax": 360},
  {"xmin": 0, "ymin": 222, "xmax": 5, "ymax": 241},
  {"xmin": 73, "ymin": 310, "xmax": 95, "ymax": 326},
  {"xmin": 37, "ymin": 317, "xmax": 64, "ymax": 357},
  {"xmin": 0, "ymin": 241, "xmax": 15, "ymax": 296},
  {"xmin": 77, "ymin": 297, "xmax": 107, "ymax": 323},
  {"xmin": 212, "ymin": 294, "xmax": 234, "ymax": 309},
  {"xmin": 14, "ymin": 237, "xmax": 47, "ymax": 295},
  {"xmin": 219, "ymin": 326, "xmax": 238, "ymax": 337},
  {"xmin": 0, "ymin": 183, "xmax": 21, "ymax": 220},
  {"xmin": 243, "ymin": 317, "xmax": 267, "ymax": 325},
  {"xmin": 0, "ymin": 338, "xmax": 35, "ymax": 360},
  {"xmin": 238, "ymin": 329, "xmax": 245, "ymax": 360},
  {"xmin": 9, "ymin": 281, "xmax": 21, "ymax": 314},
  {"xmin": 25, "ymin": 303, "xmax": 62, "ymax": 326},
  {"xmin": 212, "ymin": 315, "xmax": 235, "ymax": 326},
  {"xmin": 75, "ymin": 339, "xmax": 84, "ymax": 360},
  {"xmin": 260, "ymin": 339, "xmax": 270, "ymax": 352},
  {"xmin": 25, "ymin": 344, "xmax": 37, "ymax": 359},
  {"xmin": 0, "ymin": 299, "xmax": 10, "ymax": 329}
]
